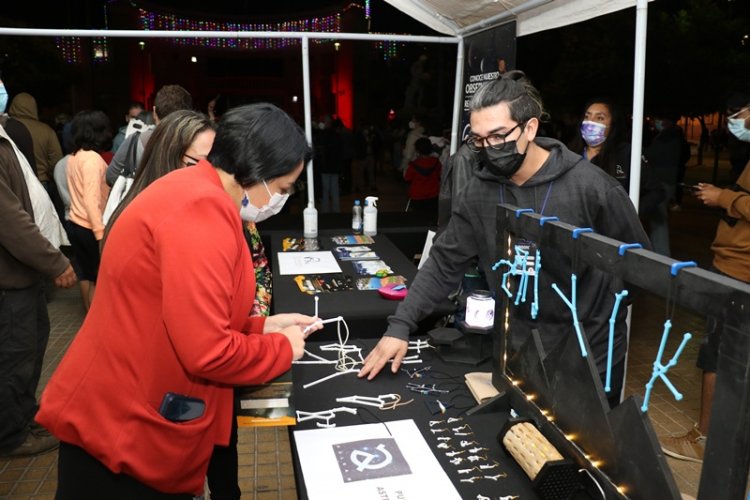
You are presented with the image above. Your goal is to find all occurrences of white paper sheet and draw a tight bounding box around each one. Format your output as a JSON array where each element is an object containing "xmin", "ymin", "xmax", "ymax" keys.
[
  {"xmin": 277, "ymin": 251, "xmax": 342, "ymax": 275},
  {"xmin": 294, "ymin": 419, "xmax": 461, "ymax": 500}
]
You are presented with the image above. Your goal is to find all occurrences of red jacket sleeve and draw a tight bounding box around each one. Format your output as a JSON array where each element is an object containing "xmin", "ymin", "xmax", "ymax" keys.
[{"xmin": 155, "ymin": 196, "xmax": 292, "ymax": 385}]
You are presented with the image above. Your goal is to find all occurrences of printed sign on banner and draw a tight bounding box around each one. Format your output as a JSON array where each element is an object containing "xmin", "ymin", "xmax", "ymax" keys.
[
  {"xmin": 461, "ymin": 21, "xmax": 517, "ymax": 140},
  {"xmin": 294, "ymin": 419, "xmax": 461, "ymax": 500}
]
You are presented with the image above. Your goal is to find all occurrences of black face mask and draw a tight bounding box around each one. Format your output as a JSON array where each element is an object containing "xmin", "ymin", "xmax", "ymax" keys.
[{"xmin": 479, "ymin": 139, "xmax": 527, "ymax": 178}]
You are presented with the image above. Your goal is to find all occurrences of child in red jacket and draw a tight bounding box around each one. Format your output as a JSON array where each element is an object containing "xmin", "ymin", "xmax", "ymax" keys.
[{"xmin": 404, "ymin": 137, "xmax": 442, "ymax": 219}]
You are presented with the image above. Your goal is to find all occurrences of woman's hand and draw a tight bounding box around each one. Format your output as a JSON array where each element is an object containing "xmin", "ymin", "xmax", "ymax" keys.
[
  {"xmin": 278, "ymin": 325, "xmax": 306, "ymax": 360},
  {"xmin": 695, "ymin": 183, "xmax": 722, "ymax": 207},
  {"xmin": 264, "ymin": 313, "xmax": 322, "ymax": 338}
]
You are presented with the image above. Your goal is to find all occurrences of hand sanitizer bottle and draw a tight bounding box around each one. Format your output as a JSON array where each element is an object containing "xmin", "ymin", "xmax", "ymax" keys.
[
  {"xmin": 303, "ymin": 202, "xmax": 318, "ymax": 238},
  {"xmin": 363, "ymin": 196, "xmax": 378, "ymax": 236}
]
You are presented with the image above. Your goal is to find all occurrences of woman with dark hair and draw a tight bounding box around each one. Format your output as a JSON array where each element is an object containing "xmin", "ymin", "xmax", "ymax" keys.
[
  {"xmin": 37, "ymin": 103, "xmax": 321, "ymax": 499},
  {"xmin": 65, "ymin": 109, "xmax": 112, "ymax": 310},
  {"xmin": 569, "ymin": 98, "xmax": 666, "ymax": 220},
  {"xmin": 569, "ymin": 98, "xmax": 631, "ymax": 191},
  {"xmin": 102, "ymin": 109, "xmax": 216, "ymax": 244}
]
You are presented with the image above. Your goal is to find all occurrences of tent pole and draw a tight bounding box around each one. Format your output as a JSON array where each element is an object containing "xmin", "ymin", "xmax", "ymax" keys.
[
  {"xmin": 628, "ymin": 0, "xmax": 648, "ymax": 211},
  {"xmin": 621, "ymin": 0, "xmax": 649, "ymax": 407},
  {"xmin": 449, "ymin": 37, "xmax": 465, "ymax": 155},
  {"xmin": 301, "ymin": 35, "xmax": 315, "ymax": 208}
]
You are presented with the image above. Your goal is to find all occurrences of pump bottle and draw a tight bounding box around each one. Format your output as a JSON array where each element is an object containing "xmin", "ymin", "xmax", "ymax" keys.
[
  {"xmin": 303, "ymin": 202, "xmax": 318, "ymax": 238},
  {"xmin": 352, "ymin": 199, "xmax": 363, "ymax": 234},
  {"xmin": 363, "ymin": 196, "xmax": 378, "ymax": 236}
]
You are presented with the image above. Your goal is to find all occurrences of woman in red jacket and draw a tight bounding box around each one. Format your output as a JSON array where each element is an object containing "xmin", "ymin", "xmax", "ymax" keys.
[{"xmin": 36, "ymin": 103, "xmax": 321, "ymax": 499}]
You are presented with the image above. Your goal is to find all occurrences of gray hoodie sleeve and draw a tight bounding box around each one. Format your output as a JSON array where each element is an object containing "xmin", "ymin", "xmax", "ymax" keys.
[
  {"xmin": 106, "ymin": 135, "xmax": 130, "ymax": 186},
  {"xmin": 384, "ymin": 196, "xmax": 480, "ymax": 340}
]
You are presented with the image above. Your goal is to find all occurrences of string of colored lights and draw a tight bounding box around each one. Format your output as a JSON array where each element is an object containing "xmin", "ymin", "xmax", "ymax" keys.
[
  {"xmin": 138, "ymin": 8, "xmax": 342, "ymax": 50},
  {"xmin": 55, "ymin": 2, "xmax": 406, "ymax": 63}
]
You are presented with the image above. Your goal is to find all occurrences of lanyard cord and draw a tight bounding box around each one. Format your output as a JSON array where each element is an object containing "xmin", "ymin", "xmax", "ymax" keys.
[{"xmin": 500, "ymin": 181, "xmax": 554, "ymax": 216}]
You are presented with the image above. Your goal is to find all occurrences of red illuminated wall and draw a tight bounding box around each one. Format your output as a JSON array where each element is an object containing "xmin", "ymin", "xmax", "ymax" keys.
[
  {"xmin": 332, "ymin": 43, "xmax": 353, "ymax": 129},
  {"xmin": 129, "ymin": 45, "xmax": 155, "ymax": 110}
]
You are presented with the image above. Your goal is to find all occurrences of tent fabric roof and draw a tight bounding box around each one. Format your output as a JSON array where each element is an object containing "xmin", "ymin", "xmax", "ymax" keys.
[{"xmin": 383, "ymin": 0, "xmax": 639, "ymax": 37}]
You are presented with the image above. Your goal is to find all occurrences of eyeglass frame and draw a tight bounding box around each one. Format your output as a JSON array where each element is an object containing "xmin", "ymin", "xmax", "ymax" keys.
[
  {"xmin": 464, "ymin": 121, "xmax": 527, "ymax": 153},
  {"xmin": 182, "ymin": 153, "xmax": 201, "ymax": 167},
  {"xmin": 728, "ymin": 105, "xmax": 750, "ymax": 120}
]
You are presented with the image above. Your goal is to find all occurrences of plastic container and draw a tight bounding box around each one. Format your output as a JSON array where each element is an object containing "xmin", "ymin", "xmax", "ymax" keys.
[
  {"xmin": 352, "ymin": 199, "xmax": 363, "ymax": 234},
  {"xmin": 303, "ymin": 203, "xmax": 318, "ymax": 238},
  {"xmin": 363, "ymin": 196, "xmax": 378, "ymax": 236}
]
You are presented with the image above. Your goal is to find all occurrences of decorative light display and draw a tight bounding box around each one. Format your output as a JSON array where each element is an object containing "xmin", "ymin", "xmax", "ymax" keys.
[
  {"xmin": 138, "ymin": 8, "xmax": 341, "ymax": 50},
  {"xmin": 92, "ymin": 37, "xmax": 109, "ymax": 62},
  {"xmin": 56, "ymin": 36, "xmax": 83, "ymax": 64},
  {"xmin": 55, "ymin": 2, "xmax": 407, "ymax": 64},
  {"xmin": 374, "ymin": 40, "xmax": 402, "ymax": 61}
]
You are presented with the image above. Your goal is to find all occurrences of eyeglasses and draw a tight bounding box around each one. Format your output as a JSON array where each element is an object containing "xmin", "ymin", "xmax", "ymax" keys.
[
  {"xmin": 464, "ymin": 122, "xmax": 526, "ymax": 153},
  {"xmin": 728, "ymin": 105, "xmax": 750, "ymax": 120},
  {"xmin": 182, "ymin": 154, "xmax": 201, "ymax": 167}
]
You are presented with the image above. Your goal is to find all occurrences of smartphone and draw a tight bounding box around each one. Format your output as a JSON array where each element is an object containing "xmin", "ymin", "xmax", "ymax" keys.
[
  {"xmin": 159, "ymin": 392, "xmax": 205, "ymax": 422},
  {"xmin": 679, "ymin": 182, "xmax": 699, "ymax": 192}
]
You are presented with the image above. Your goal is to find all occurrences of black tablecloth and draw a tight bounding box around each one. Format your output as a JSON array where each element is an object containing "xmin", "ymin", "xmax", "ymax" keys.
[
  {"xmin": 289, "ymin": 338, "xmax": 538, "ymax": 500},
  {"xmin": 270, "ymin": 230, "xmax": 434, "ymax": 340}
]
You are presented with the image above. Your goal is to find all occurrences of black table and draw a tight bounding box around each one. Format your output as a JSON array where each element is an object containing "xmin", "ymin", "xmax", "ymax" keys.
[
  {"xmin": 269, "ymin": 230, "xmax": 432, "ymax": 340},
  {"xmin": 289, "ymin": 338, "xmax": 537, "ymax": 500}
]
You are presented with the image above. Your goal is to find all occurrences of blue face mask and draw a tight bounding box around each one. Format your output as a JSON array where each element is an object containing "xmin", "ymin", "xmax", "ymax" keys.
[
  {"xmin": 728, "ymin": 117, "xmax": 750, "ymax": 143},
  {"xmin": 0, "ymin": 84, "xmax": 7, "ymax": 114}
]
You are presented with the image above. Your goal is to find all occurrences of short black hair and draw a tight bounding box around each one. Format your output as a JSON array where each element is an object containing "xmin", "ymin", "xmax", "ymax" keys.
[
  {"xmin": 71, "ymin": 109, "xmax": 112, "ymax": 153},
  {"xmin": 415, "ymin": 137, "xmax": 434, "ymax": 156},
  {"xmin": 208, "ymin": 103, "xmax": 312, "ymax": 187}
]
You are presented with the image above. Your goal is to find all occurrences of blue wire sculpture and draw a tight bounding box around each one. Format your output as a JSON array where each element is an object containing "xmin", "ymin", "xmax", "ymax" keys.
[
  {"xmin": 641, "ymin": 319, "xmax": 692, "ymax": 412},
  {"xmin": 551, "ymin": 274, "xmax": 587, "ymax": 358},
  {"xmin": 605, "ymin": 290, "xmax": 629, "ymax": 392}
]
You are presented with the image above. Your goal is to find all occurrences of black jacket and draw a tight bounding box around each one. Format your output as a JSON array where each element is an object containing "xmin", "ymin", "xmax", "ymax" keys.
[{"xmin": 386, "ymin": 138, "xmax": 651, "ymax": 372}]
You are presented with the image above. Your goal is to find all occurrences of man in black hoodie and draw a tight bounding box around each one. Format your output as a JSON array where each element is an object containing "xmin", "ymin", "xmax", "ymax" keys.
[{"xmin": 359, "ymin": 71, "xmax": 650, "ymax": 407}]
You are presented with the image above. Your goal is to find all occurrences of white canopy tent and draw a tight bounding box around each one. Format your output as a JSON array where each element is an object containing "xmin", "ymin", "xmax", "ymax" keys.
[
  {"xmin": 0, "ymin": 0, "xmax": 650, "ymax": 209},
  {"xmin": 383, "ymin": 0, "xmax": 651, "ymax": 210}
]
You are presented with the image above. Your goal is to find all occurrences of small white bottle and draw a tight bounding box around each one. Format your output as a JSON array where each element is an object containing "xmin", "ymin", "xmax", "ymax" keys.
[
  {"xmin": 303, "ymin": 202, "xmax": 318, "ymax": 238},
  {"xmin": 352, "ymin": 199, "xmax": 363, "ymax": 234},
  {"xmin": 363, "ymin": 196, "xmax": 378, "ymax": 236}
]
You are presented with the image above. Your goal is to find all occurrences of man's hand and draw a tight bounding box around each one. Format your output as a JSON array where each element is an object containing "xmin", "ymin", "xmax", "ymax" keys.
[
  {"xmin": 265, "ymin": 313, "xmax": 322, "ymax": 338},
  {"xmin": 358, "ymin": 336, "xmax": 408, "ymax": 380},
  {"xmin": 53, "ymin": 265, "xmax": 77, "ymax": 288},
  {"xmin": 696, "ymin": 183, "xmax": 722, "ymax": 207}
]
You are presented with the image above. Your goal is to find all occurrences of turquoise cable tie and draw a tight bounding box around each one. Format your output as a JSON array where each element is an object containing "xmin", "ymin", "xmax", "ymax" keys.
[
  {"xmin": 618, "ymin": 243, "xmax": 642, "ymax": 256},
  {"xmin": 670, "ymin": 261, "xmax": 697, "ymax": 276},
  {"xmin": 539, "ymin": 216, "xmax": 559, "ymax": 226},
  {"xmin": 515, "ymin": 208, "xmax": 534, "ymax": 218}
]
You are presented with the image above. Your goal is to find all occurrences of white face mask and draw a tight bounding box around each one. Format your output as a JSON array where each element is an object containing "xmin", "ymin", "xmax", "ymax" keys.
[
  {"xmin": 239, "ymin": 181, "xmax": 289, "ymax": 222},
  {"xmin": 728, "ymin": 117, "xmax": 750, "ymax": 143}
]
